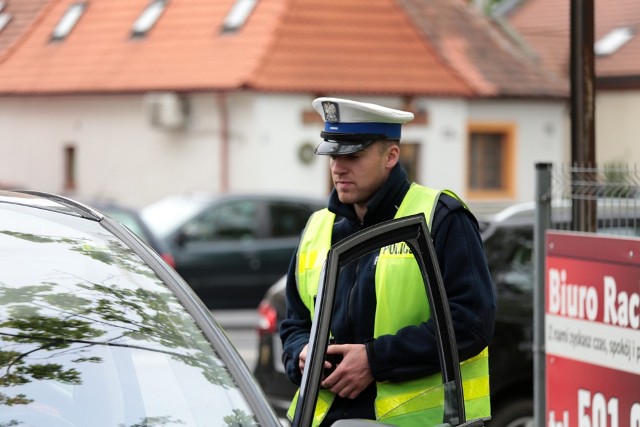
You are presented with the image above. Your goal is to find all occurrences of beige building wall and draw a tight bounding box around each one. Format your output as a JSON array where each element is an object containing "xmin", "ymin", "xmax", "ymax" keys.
[{"xmin": 596, "ymin": 90, "xmax": 640, "ymax": 167}]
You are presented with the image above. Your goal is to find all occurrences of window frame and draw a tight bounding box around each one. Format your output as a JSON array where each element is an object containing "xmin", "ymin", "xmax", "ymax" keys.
[
  {"xmin": 466, "ymin": 122, "xmax": 516, "ymax": 200},
  {"xmin": 63, "ymin": 144, "xmax": 76, "ymax": 191}
]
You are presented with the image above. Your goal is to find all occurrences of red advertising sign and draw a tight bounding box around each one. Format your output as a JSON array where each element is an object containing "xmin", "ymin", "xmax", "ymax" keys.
[{"xmin": 545, "ymin": 231, "xmax": 640, "ymax": 427}]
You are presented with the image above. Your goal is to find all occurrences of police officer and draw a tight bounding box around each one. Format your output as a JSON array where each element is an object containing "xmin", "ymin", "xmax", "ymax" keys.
[{"xmin": 280, "ymin": 97, "xmax": 496, "ymax": 426}]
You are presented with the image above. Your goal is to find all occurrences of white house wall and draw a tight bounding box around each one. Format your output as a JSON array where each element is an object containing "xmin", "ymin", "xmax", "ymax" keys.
[
  {"xmin": 225, "ymin": 93, "xmax": 330, "ymax": 199},
  {"xmin": 0, "ymin": 93, "xmax": 566, "ymax": 212},
  {"xmin": 409, "ymin": 98, "xmax": 469, "ymax": 193},
  {"xmin": 0, "ymin": 95, "xmax": 223, "ymax": 208},
  {"xmin": 596, "ymin": 90, "xmax": 640, "ymax": 167}
]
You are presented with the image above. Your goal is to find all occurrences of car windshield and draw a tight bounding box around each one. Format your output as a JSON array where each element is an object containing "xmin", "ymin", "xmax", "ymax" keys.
[
  {"xmin": 0, "ymin": 204, "xmax": 260, "ymax": 427},
  {"xmin": 141, "ymin": 194, "xmax": 213, "ymax": 239}
]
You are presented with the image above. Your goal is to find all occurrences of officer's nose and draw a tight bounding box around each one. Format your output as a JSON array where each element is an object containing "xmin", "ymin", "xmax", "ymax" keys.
[{"xmin": 330, "ymin": 156, "xmax": 348, "ymax": 174}]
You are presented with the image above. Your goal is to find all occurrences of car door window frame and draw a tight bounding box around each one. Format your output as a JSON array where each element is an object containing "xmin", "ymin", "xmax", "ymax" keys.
[{"xmin": 291, "ymin": 213, "xmax": 477, "ymax": 427}]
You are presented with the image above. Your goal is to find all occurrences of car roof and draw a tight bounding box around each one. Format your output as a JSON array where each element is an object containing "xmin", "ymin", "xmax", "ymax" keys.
[
  {"xmin": 483, "ymin": 198, "xmax": 640, "ymax": 235},
  {"xmin": 0, "ymin": 190, "xmax": 105, "ymax": 220},
  {"xmin": 141, "ymin": 191, "xmax": 326, "ymax": 238}
]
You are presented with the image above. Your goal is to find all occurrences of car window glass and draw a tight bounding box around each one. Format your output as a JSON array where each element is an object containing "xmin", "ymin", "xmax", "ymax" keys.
[
  {"xmin": 182, "ymin": 199, "xmax": 257, "ymax": 242},
  {"xmin": 0, "ymin": 207, "xmax": 261, "ymax": 427},
  {"xmin": 141, "ymin": 196, "xmax": 209, "ymax": 239},
  {"xmin": 483, "ymin": 226, "xmax": 534, "ymax": 294},
  {"xmin": 269, "ymin": 202, "xmax": 315, "ymax": 238}
]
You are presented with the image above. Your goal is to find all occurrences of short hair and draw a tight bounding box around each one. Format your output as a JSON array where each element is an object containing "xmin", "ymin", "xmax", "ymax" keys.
[{"xmin": 377, "ymin": 139, "xmax": 400, "ymax": 154}]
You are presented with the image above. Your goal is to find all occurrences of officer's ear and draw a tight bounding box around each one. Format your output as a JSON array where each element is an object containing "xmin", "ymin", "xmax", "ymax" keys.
[{"xmin": 383, "ymin": 141, "xmax": 400, "ymax": 169}]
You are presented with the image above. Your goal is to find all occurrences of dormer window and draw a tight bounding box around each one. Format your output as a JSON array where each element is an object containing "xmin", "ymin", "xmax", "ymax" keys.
[
  {"xmin": 51, "ymin": 2, "xmax": 86, "ymax": 41},
  {"xmin": 594, "ymin": 27, "xmax": 634, "ymax": 56},
  {"xmin": 0, "ymin": 1, "xmax": 11, "ymax": 33},
  {"xmin": 221, "ymin": 0, "xmax": 257, "ymax": 33},
  {"xmin": 132, "ymin": 0, "xmax": 167, "ymax": 38}
]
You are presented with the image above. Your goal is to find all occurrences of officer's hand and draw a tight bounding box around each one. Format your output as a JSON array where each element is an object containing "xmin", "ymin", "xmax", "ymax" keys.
[
  {"xmin": 321, "ymin": 344, "xmax": 374, "ymax": 399},
  {"xmin": 298, "ymin": 344, "xmax": 332, "ymax": 374}
]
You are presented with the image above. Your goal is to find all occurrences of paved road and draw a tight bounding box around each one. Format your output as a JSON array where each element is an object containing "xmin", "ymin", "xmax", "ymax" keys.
[{"xmin": 211, "ymin": 309, "xmax": 260, "ymax": 370}]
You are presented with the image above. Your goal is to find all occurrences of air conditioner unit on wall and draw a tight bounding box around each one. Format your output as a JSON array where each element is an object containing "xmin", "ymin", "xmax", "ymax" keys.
[{"xmin": 145, "ymin": 92, "xmax": 189, "ymax": 131}]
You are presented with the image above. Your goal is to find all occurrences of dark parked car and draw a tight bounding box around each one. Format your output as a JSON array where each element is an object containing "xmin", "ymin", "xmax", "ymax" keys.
[
  {"xmin": 141, "ymin": 193, "xmax": 325, "ymax": 309},
  {"xmin": 254, "ymin": 200, "xmax": 640, "ymax": 426},
  {"xmin": 0, "ymin": 191, "xmax": 479, "ymax": 427}
]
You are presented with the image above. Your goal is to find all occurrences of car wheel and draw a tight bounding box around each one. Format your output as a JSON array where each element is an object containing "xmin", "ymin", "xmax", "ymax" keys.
[{"xmin": 488, "ymin": 397, "xmax": 533, "ymax": 427}]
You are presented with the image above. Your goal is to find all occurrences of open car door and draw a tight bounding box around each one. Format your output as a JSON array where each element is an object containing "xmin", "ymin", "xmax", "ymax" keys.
[{"xmin": 291, "ymin": 214, "xmax": 485, "ymax": 427}]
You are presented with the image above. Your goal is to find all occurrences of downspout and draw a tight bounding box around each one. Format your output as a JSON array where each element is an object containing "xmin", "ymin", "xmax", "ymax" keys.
[{"xmin": 217, "ymin": 93, "xmax": 229, "ymax": 193}]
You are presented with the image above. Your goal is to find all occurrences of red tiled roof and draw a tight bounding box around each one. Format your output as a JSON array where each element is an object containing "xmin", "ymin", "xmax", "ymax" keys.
[
  {"xmin": 401, "ymin": 0, "xmax": 567, "ymax": 98},
  {"xmin": 0, "ymin": 0, "xmax": 285, "ymax": 93},
  {"xmin": 505, "ymin": 0, "xmax": 640, "ymax": 82},
  {"xmin": 0, "ymin": 0, "xmax": 563, "ymax": 97},
  {"xmin": 0, "ymin": 0, "xmax": 52, "ymax": 57},
  {"xmin": 249, "ymin": 0, "xmax": 472, "ymax": 96}
]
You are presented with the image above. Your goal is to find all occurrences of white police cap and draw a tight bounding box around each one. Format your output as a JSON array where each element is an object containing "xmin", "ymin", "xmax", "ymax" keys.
[{"xmin": 312, "ymin": 97, "xmax": 414, "ymax": 155}]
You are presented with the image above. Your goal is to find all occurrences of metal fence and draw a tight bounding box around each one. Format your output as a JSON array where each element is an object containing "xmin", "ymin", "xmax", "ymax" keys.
[
  {"xmin": 546, "ymin": 163, "xmax": 640, "ymax": 235},
  {"xmin": 532, "ymin": 162, "xmax": 640, "ymax": 427}
]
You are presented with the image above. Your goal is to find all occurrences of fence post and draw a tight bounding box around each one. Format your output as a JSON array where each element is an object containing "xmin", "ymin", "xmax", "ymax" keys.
[{"xmin": 534, "ymin": 163, "xmax": 552, "ymax": 427}]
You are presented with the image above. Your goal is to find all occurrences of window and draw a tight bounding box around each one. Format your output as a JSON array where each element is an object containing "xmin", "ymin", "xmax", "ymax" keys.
[
  {"xmin": 221, "ymin": 0, "xmax": 257, "ymax": 33},
  {"xmin": 268, "ymin": 202, "xmax": 316, "ymax": 238},
  {"xmin": 131, "ymin": 0, "xmax": 166, "ymax": 38},
  {"xmin": 51, "ymin": 2, "xmax": 86, "ymax": 41},
  {"xmin": 0, "ymin": 13, "xmax": 9, "ymax": 33},
  {"xmin": 0, "ymin": 1, "xmax": 11, "ymax": 33},
  {"xmin": 180, "ymin": 200, "xmax": 257, "ymax": 242},
  {"xmin": 467, "ymin": 123, "xmax": 515, "ymax": 199},
  {"xmin": 483, "ymin": 226, "xmax": 534, "ymax": 295},
  {"xmin": 64, "ymin": 145, "xmax": 76, "ymax": 191},
  {"xmin": 594, "ymin": 27, "xmax": 634, "ymax": 56}
]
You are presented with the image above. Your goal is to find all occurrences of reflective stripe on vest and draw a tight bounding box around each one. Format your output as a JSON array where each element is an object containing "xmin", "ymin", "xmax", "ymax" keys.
[
  {"xmin": 295, "ymin": 208, "xmax": 335, "ymax": 320},
  {"xmin": 288, "ymin": 184, "xmax": 490, "ymax": 426}
]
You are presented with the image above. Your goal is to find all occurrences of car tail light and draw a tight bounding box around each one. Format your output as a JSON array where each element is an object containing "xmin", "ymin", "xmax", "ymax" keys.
[
  {"xmin": 160, "ymin": 252, "xmax": 176, "ymax": 268},
  {"xmin": 257, "ymin": 300, "xmax": 278, "ymax": 336}
]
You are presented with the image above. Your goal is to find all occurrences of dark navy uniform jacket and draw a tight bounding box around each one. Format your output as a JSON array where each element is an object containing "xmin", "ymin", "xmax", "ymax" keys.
[{"xmin": 280, "ymin": 163, "xmax": 496, "ymax": 424}]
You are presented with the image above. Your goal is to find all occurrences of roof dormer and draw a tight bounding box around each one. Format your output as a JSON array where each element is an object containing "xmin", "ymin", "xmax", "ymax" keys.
[
  {"xmin": 51, "ymin": 2, "xmax": 86, "ymax": 41},
  {"xmin": 221, "ymin": 0, "xmax": 257, "ymax": 33},
  {"xmin": 132, "ymin": 0, "xmax": 167, "ymax": 38}
]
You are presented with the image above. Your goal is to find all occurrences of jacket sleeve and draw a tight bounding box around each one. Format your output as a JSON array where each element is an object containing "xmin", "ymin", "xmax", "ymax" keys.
[
  {"xmin": 367, "ymin": 196, "xmax": 497, "ymax": 381},
  {"xmin": 279, "ymin": 254, "xmax": 313, "ymax": 386}
]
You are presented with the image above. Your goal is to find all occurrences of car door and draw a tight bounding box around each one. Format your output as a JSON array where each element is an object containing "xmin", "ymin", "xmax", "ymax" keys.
[{"xmin": 291, "ymin": 214, "xmax": 484, "ymax": 427}]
